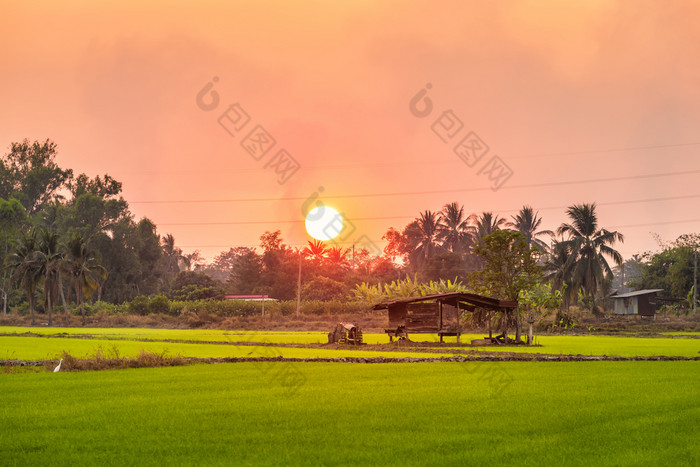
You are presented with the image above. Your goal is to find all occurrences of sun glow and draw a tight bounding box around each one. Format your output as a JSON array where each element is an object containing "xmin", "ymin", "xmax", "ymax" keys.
[{"xmin": 305, "ymin": 206, "xmax": 343, "ymax": 241}]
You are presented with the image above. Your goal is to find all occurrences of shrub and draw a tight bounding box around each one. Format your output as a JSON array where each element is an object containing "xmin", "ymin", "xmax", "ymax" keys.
[
  {"xmin": 148, "ymin": 295, "xmax": 171, "ymax": 315},
  {"xmin": 169, "ymin": 299, "xmax": 262, "ymax": 318},
  {"xmin": 301, "ymin": 277, "xmax": 350, "ymax": 301},
  {"xmin": 171, "ymin": 285, "xmax": 225, "ymax": 301},
  {"xmin": 128, "ymin": 296, "xmax": 150, "ymax": 316}
]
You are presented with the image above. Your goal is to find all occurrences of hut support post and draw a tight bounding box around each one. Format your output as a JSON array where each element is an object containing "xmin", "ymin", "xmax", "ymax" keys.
[
  {"xmin": 439, "ymin": 301, "xmax": 443, "ymax": 343},
  {"xmin": 456, "ymin": 302, "xmax": 461, "ymax": 344}
]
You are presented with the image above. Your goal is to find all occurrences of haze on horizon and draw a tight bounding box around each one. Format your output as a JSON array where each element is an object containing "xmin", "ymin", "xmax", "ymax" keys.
[{"xmin": 2, "ymin": 0, "xmax": 699, "ymax": 261}]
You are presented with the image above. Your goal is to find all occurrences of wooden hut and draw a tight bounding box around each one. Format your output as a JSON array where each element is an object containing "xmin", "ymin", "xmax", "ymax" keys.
[
  {"xmin": 373, "ymin": 292, "xmax": 517, "ymax": 343},
  {"xmin": 611, "ymin": 289, "xmax": 664, "ymax": 317}
]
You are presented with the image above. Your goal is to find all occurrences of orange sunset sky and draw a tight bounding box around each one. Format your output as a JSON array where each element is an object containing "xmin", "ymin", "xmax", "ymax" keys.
[{"xmin": 2, "ymin": 1, "xmax": 700, "ymax": 261}]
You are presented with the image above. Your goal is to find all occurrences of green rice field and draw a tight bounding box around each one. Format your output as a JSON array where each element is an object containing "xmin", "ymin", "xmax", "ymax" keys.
[
  {"xmin": 0, "ymin": 326, "xmax": 698, "ymax": 359},
  {"xmin": 2, "ymin": 361, "xmax": 698, "ymax": 465},
  {"xmin": 1, "ymin": 326, "xmax": 698, "ymax": 465}
]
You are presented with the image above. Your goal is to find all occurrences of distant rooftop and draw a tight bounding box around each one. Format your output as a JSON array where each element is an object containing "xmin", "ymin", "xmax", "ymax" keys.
[
  {"xmin": 611, "ymin": 289, "xmax": 664, "ymax": 299},
  {"xmin": 224, "ymin": 294, "xmax": 274, "ymax": 300}
]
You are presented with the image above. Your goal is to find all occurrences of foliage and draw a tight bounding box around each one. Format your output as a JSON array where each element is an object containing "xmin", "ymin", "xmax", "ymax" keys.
[
  {"xmin": 555, "ymin": 203, "xmax": 623, "ymax": 308},
  {"xmin": 420, "ymin": 277, "xmax": 469, "ymax": 295},
  {"xmin": 0, "ymin": 139, "xmax": 73, "ymax": 215},
  {"xmin": 352, "ymin": 275, "xmax": 469, "ymax": 305},
  {"xmin": 301, "ymin": 276, "xmax": 349, "ymax": 301},
  {"xmin": 437, "ymin": 202, "xmax": 476, "ymax": 255},
  {"xmin": 225, "ymin": 247, "xmax": 263, "ymax": 294},
  {"xmin": 65, "ymin": 233, "xmax": 107, "ymax": 324},
  {"xmin": 8, "ymin": 230, "xmax": 41, "ymax": 324},
  {"xmin": 518, "ymin": 282, "xmax": 564, "ymax": 318},
  {"xmin": 172, "ymin": 285, "xmax": 225, "ymax": 301},
  {"xmin": 170, "ymin": 271, "xmax": 225, "ymax": 301},
  {"xmin": 631, "ymin": 234, "xmax": 700, "ymax": 304},
  {"xmin": 469, "ymin": 230, "xmax": 542, "ymax": 301},
  {"xmin": 128, "ymin": 296, "xmax": 151, "ymax": 316},
  {"xmin": 506, "ymin": 205, "xmax": 553, "ymax": 252},
  {"xmin": 148, "ymin": 295, "xmax": 171, "ymax": 315}
]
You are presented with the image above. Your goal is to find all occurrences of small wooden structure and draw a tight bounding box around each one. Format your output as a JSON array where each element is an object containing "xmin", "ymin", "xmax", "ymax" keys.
[
  {"xmin": 374, "ymin": 292, "xmax": 517, "ymax": 343},
  {"xmin": 224, "ymin": 294, "xmax": 277, "ymax": 316},
  {"xmin": 328, "ymin": 322, "xmax": 364, "ymax": 345},
  {"xmin": 611, "ymin": 289, "xmax": 664, "ymax": 317}
]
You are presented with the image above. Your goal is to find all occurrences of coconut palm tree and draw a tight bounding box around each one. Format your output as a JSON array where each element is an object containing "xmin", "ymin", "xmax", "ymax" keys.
[
  {"xmin": 9, "ymin": 231, "xmax": 40, "ymax": 325},
  {"xmin": 544, "ymin": 239, "xmax": 576, "ymax": 308},
  {"xmin": 35, "ymin": 229, "xmax": 64, "ymax": 326},
  {"xmin": 412, "ymin": 210, "xmax": 441, "ymax": 266},
  {"xmin": 161, "ymin": 233, "xmax": 184, "ymax": 277},
  {"xmin": 66, "ymin": 233, "xmax": 106, "ymax": 326},
  {"xmin": 556, "ymin": 203, "xmax": 624, "ymax": 308},
  {"xmin": 507, "ymin": 205, "xmax": 554, "ymax": 252},
  {"xmin": 475, "ymin": 212, "xmax": 506, "ymax": 243},
  {"xmin": 325, "ymin": 246, "xmax": 350, "ymax": 269},
  {"xmin": 303, "ymin": 239, "xmax": 327, "ymax": 263},
  {"xmin": 181, "ymin": 250, "xmax": 203, "ymax": 271},
  {"xmin": 437, "ymin": 202, "xmax": 476, "ymax": 254}
]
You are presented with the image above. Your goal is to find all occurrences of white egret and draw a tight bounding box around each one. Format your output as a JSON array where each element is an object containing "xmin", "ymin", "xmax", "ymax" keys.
[{"xmin": 54, "ymin": 358, "xmax": 63, "ymax": 373}]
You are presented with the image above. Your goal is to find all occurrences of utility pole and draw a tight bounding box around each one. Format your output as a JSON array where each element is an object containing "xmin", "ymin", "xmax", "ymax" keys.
[
  {"xmin": 621, "ymin": 263, "xmax": 625, "ymax": 294},
  {"xmin": 694, "ymin": 249, "xmax": 697, "ymax": 316},
  {"xmin": 296, "ymin": 250, "xmax": 302, "ymax": 317}
]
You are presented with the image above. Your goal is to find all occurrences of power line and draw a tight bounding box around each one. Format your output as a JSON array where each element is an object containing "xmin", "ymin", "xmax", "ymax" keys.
[
  {"xmin": 131, "ymin": 168, "xmax": 700, "ymax": 204},
  {"xmin": 609, "ymin": 218, "xmax": 700, "ymax": 230},
  {"xmin": 157, "ymin": 193, "xmax": 700, "ymax": 226},
  {"xmin": 116, "ymin": 142, "xmax": 700, "ymax": 174},
  {"xmin": 512, "ymin": 141, "xmax": 700, "ymax": 159}
]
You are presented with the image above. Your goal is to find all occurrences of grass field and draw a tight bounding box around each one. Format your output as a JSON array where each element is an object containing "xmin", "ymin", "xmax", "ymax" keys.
[
  {"xmin": 0, "ymin": 335, "xmax": 458, "ymax": 361},
  {"xmin": 1, "ymin": 327, "xmax": 698, "ymax": 359},
  {"xmin": 2, "ymin": 361, "xmax": 698, "ymax": 465}
]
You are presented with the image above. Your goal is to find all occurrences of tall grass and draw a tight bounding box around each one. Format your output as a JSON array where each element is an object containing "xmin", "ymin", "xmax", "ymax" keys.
[{"xmin": 43, "ymin": 346, "xmax": 190, "ymax": 371}]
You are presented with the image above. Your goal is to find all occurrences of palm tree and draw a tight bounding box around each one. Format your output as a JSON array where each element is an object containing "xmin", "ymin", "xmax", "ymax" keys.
[
  {"xmin": 303, "ymin": 239, "xmax": 327, "ymax": 262},
  {"xmin": 9, "ymin": 231, "xmax": 40, "ymax": 325},
  {"xmin": 475, "ymin": 212, "xmax": 506, "ymax": 243},
  {"xmin": 507, "ymin": 205, "xmax": 554, "ymax": 252},
  {"xmin": 544, "ymin": 240, "xmax": 576, "ymax": 308},
  {"xmin": 181, "ymin": 250, "xmax": 203, "ymax": 271},
  {"xmin": 412, "ymin": 210, "xmax": 441, "ymax": 265},
  {"xmin": 35, "ymin": 229, "xmax": 64, "ymax": 326},
  {"xmin": 437, "ymin": 202, "xmax": 476, "ymax": 254},
  {"xmin": 66, "ymin": 234, "xmax": 106, "ymax": 326},
  {"xmin": 557, "ymin": 203, "xmax": 624, "ymax": 307},
  {"xmin": 161, "ymin": 233, "xmax": 184, "ymax": 282},
  {"xmin": 325, "ymin": 246, "xmax": 350, "ymax": 269}
]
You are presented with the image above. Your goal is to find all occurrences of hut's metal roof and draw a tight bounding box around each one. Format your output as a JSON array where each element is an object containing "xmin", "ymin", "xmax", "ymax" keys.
[
  {"xmin": 373, "ymin": 292, "xmax": 517, "ymax": 311},
  {"xmin": 610, "ymin": 289, "xmax": 664, "ymax": 299}
]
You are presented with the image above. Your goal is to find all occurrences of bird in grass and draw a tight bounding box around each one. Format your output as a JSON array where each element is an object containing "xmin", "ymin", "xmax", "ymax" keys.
[{"xmin": 54, "ymin": 359, "xmax": 63, "ymax": 373}]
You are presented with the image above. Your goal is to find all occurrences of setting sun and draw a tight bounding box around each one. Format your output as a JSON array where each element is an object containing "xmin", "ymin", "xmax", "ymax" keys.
[{"xmin": 305, "ymin": 206, "xmax": 343, "ymax": 241}]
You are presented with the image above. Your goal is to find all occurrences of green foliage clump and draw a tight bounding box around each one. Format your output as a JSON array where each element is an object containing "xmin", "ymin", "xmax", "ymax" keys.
[
  {"xmin": 469, "ymin": 230, "xmax": 541, "ymax": 301},
  {"xmin": 301, "ymin": 277, "xmax": 349, "ymax": 301},
  {"xmin": 170, "ymin": 299, "xmax": 261, "ymax": 318},
  {"xmin": 171, "ymin": 285, "xmax": 224, "ymax": 302},
  {"xmin": 148, "ymin": 295, "xmax": 171, "ymax": 315},
  {"xmin": 128, "ymin": 296, "xmax": 150, "ymax": 316}
]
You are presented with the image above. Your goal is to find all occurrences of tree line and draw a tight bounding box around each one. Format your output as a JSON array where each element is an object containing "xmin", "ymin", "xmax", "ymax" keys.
[{"xmin": 2, "ymin": 138, "xmax": 697, "ymax": 323}]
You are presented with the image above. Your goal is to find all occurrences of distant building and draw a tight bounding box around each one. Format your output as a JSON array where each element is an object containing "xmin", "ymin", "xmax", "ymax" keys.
[
  {"xmin": 224, "ymin": 294, "xmax": 275, "ymax": 302},
  {"xmin": 611, "ymin": 289, "xmax": 664, "ymax": 316},
  {"xmin": 224, "ymin": 294, "xmax": 276, "ymax": 317}
]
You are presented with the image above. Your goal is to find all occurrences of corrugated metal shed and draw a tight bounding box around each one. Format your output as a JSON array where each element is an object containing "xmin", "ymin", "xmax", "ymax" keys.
[{"xmin": 611, "ymin": 289, "xmax": 664, "ymax": 315}]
